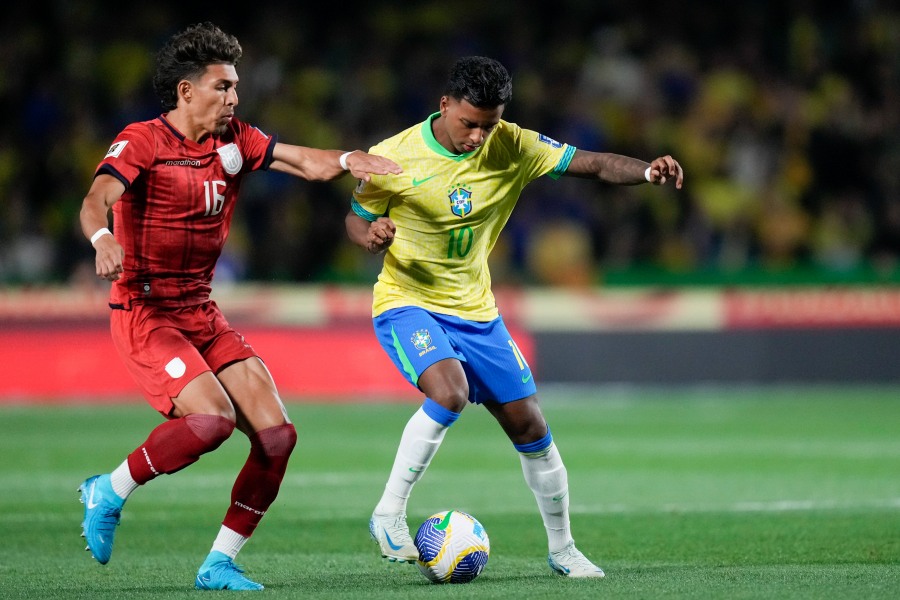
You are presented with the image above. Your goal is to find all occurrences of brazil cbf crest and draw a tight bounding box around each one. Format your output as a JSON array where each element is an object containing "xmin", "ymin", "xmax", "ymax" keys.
[
  {"xmin": 412, "ymin": 329, "xmax": 432, "ymax": 351},
  {"xmin": 448, "ymin": 184, "xmax": 472, "ymax": 218}
]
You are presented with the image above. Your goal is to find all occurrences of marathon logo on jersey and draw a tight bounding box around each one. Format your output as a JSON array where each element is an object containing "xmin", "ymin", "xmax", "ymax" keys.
[
  {"xmin": 448, "ymin": 185, "xmax": 473, "ymax": 218},
  {"xmin": 411, "ymin": 329, "xmax": 436, "ymax": 356},
  {"xmin": 217, "ymin": 143, "xmax": 243, "ymax": 175},
  {"xmin": 105, "ymin": 140, "xmax": 128, "ymax": 158},
  {"xmin": 538, "ymin": 133, "xmax": 562, "ymax": 148}
]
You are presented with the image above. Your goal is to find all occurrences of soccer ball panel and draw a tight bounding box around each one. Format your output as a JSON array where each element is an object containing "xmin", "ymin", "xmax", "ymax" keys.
[{"xmin": 414, "ymin": 510, "xmax": 490, "ymax": 584}]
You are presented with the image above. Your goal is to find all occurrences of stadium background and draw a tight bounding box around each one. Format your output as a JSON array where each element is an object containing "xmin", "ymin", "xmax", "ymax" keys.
[{"xmin": 1, "ymin": 0, "xmax": 899, "ymax": 398}]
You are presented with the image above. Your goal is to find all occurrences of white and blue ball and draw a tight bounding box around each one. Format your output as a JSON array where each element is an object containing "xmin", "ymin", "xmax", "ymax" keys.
[{"xmin": 414, "ymin": 510, "xmax": 490, "ymax": 584}]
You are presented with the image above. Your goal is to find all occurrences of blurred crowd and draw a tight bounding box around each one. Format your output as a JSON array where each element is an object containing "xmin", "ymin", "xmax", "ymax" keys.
[{"xmin": 1, "ymin": 0, "xmax": 898, "ymax": 289}]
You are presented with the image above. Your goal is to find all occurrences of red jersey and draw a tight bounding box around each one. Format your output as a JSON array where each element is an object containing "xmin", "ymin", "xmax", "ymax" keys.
[{"xmin": 96, "ymin": 115, "xmax": 277, "ymax": 308}]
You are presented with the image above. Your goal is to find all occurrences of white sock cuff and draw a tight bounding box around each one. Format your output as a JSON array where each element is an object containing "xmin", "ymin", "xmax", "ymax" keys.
[
  {"xmin": 110, "ymin": 460, "xmax": 139, "ymax": 499},
  {"xmin": 211, "ymin": 525, "xmax": 248, "ymax": 559}
]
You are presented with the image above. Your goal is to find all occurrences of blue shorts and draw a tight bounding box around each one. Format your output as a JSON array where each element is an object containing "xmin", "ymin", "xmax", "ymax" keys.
[{"xmin": 373, "ymin": 306, "xmax": 536, "ymax": 404}]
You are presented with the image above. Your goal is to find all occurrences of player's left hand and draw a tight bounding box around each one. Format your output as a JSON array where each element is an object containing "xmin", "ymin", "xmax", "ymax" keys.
[
  {"xmin": 346, "ymin": 151, "xmax": 403, "ymax": 182},
  {"xmin": 367, "ymin": 217, "xmax": 395, "ymax": 254},
  {"xmin": 647, "ymin": 155, "xmax": 684, "ymax": 189}
]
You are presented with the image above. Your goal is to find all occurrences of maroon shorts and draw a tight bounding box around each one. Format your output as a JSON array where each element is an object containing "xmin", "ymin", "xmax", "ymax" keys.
[{"xmin": 110, "ymin": 300, "xmax": 257, "ymax": 416}]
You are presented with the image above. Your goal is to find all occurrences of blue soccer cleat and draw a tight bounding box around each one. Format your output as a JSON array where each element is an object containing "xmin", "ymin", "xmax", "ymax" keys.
[
  {"xmin": 78, "ymin": 474, "xmax": 125, "ymax": 565},
  {"xmin": 195, "ymin": 551, "xmax": 264, "ymax": 591}
]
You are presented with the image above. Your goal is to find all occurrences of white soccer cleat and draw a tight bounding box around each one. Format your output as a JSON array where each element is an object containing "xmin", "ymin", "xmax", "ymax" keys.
[
  {"xmin": 369, "ymin": 512, "xmax": 419, "ymax": 563},
  {"xmin": 548, "ymin": 541, "xmax": 605, "ymax": 578}
]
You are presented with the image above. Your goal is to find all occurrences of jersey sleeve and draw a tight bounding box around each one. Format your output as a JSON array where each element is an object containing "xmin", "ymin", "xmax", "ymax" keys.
[
  {"xmin": 95, "ymin": 122, "xmax": 156, "ymax": 188},
  {"xmin": 234, "ymin": 118, "xmax": 278, "ymax": 171},
  {"xmin": 513, "ymin": 123, "xmax": 577, "ymax": 182},
  {"xmin": 350, "ymin": 179, "xmax": 397, "ymax": 221},
  {"xmin": 349, "ymin": 142, "xmax": 398, "ymax": 221}
]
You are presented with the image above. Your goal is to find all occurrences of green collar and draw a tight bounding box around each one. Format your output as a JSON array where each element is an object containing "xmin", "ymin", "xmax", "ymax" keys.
[{"xmin": 421, "ymin": 112, "xmax": 476, "ymax": 161}]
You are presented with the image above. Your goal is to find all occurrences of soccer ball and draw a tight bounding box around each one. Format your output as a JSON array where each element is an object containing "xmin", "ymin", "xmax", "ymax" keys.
[{"xmin": 414, "ymin": 510, "xmax": 490, "ymax": 584}]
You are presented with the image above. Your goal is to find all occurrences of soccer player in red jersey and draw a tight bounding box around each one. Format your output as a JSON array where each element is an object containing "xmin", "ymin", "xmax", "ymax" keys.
[{"xmin": 77, "ymin": 22, "xmax": 401, "ymax": 591}]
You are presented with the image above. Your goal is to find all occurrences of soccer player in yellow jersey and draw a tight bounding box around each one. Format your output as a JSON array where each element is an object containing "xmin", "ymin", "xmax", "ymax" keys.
[{"xmin": 346, "ymin": 56, "xmax": 683, "ymax": 578}]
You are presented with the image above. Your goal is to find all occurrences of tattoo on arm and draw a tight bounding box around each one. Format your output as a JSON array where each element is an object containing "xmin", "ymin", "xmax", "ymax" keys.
[
  {"xmin": 598, "ymin": 153, "xmax": 645, "ymax": 184},
  {"xmin": 568, "ymin": 151, "xmax": 646, "ymax": 184}
]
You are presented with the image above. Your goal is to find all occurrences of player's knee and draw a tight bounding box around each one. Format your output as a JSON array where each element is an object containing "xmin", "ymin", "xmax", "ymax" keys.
[
  {"xmin": 253, "ymin": 423, "xmax": 297, "ymax": 458},
  {"xmin": 507, "ymin": 420, "xmax": 550, "ymax": 447},
  {"xmin": 184, "ymin": 413, "xmax": 236, "ymax": 449},
  {"xmin": 429, "ymin": 387, "xmax": 468, "ymax": 413},
  {"xmin": 419, "ymin": 361, "xmax": 469, "ymax": 412}
]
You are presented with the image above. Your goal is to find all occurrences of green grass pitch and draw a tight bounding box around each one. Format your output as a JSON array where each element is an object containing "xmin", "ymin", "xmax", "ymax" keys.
[{"xmin": 2, "ymin": 386, "xmax": 898, "ymax": 599}]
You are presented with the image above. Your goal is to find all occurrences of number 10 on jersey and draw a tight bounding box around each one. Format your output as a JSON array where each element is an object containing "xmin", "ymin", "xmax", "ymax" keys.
[{"xmin": 447, "ymin": 226, "xmax": 474, "ymax": 258}]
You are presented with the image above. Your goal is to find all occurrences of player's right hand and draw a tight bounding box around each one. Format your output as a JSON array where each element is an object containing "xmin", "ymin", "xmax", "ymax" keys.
[
  {"xmin": 367, "ymin": 217, "xmax": 395, "ymax": 255},
  {"xmin": 347, "ymin": 152, "xmax": 403, "ymax": 183},
  {"xmin": 94, "ymin": 236, "xmax": 125, "ymax": 281}
]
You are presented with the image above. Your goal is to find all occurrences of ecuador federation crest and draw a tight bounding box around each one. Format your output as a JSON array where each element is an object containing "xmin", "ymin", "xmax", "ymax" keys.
[
  {"xmin": 217, "ymin": 143, "xmax": 243, "ymax": 175},
  {"xmin": 448, "ymin": 185, "xmax": 472, "ymax": 218}
]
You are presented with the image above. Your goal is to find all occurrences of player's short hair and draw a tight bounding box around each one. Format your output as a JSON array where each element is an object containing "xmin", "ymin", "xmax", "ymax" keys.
[
  {"xmin": 446, "ymin": 56, "xmax": 512, "ymax": 108},
  {"xmin": 153, "ymin": 22, "xmax": 242, "ymax": 111}
]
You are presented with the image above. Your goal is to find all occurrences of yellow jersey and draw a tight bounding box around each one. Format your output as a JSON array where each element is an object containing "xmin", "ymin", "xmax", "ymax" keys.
[{"xmin": 351, "ymin": 112, "xmax": 575, "ymax": 321}]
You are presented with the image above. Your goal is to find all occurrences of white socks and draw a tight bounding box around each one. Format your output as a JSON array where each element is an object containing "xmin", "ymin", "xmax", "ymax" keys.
[
  {"xmin": 519, "ymin": 443, "xmax": 573, "ymax": 552},
  {"xmin": 373, "ymin": 404, "xmax": 574, "ymax": 554},
  {"xmin": 110, "ymin": 462, "xmax": 248, "ymax": 561},
  {"xmin": 375, "ymin": 407, "xmax": 448, "ymax": 515},
  {"xmin": 110, "ymin": 460, "xmax": 139, "ymax": 500},
  {"xmin": 211, "ymin": 525, "xmax": 248, "ymax": 559}
]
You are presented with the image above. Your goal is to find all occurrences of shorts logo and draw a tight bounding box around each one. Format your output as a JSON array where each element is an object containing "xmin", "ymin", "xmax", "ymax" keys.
[
  {"xmin": 105, "ymin": 140, "xmax": 128, "ymax": 158},
  {"xmin": 217, "ymin": 143, "xmax": 243, "ymax": 175},
  {"xmin": 411, "ymin": 329, "xmax": 436, "ymax": 356},
  {"xmin": 411, "ymin": 329, "xmax": 432, "ymax": 351},
  {"xmin": 448, "ymin": 185, "xmax": 472, "ymax": 218},
  {"xmin": 165, "ymin": 357, "xmax": 187, "ymax": 378}
]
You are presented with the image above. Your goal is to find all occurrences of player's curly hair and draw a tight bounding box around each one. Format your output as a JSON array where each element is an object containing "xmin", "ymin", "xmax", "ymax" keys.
[
  {"xmin": 445, "ymin": 56, "xmax": 512, "ymax": 108},
  {"xmin": 153, "ymin": 22, "xmax": 242, "ymax": 111}
]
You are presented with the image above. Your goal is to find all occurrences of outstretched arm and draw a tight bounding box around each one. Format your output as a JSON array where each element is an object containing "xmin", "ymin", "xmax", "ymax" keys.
[
  {"xmin": 270, "ymin": 144, "xmax": 402, "ymax": 182},
  {"xmin": 565, "ymin": 150, "xmax": 684, "ymax": 189},
  {"xmin": 345, "ymin": 212, "xmax": 395, "ymax": 255}
]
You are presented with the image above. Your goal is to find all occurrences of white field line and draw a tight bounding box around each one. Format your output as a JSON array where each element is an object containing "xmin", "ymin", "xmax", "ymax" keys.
[
  {"xmin": 7, "ymin": 494, "xmax": 899, "ymax": 524},
  {"xmin": 568, "ymin": 497, "xmax": 900, "ymax": 515}
]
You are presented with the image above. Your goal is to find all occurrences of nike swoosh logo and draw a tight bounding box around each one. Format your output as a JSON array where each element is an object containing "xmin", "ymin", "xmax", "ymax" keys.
[
  {"xmin": 434, "ymin": 511, "xmax": 454, "ymax": 531},
  {"xmin": 86, "ymin": 481, "xmax": 100, "ymax": 509},
  {"xmin": 408, "ymin": 467, "xmax": 424, "ymax": 473},
  {"xmin": 412, "ymin": 175, "xmax": 438, "ymax": 186},
  {"xmin": 521, "ymin": 373, "xmax": 532, "ymax": 384},
  {"xmin": 383, "ymin": 529, "xmax": 404, "ymax": 551},
  {"xmin": 552, "ymin": 491, "xmax": 569, "ymax": 503}
]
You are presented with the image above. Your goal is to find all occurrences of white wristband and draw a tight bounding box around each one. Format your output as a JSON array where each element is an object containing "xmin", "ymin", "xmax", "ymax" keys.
[
  {"xmin": 339, "ymin": 151, "xmax": 353, "ymax": 171},
  {"xmin": 644, "ymin": 166, "xmax": 652, "ymax": 182},
  {"xmin": 90, "ymin": 227, "xmax": 112, "ymax": 245}
]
